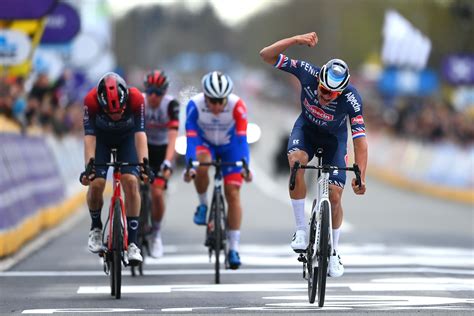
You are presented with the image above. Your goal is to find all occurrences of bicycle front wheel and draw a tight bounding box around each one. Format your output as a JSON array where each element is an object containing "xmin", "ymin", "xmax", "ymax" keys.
[
  {"xmin": 317, "ymin": 200, "xmax": 330, "ymax": 307},
  {"xmin": 307, "ymin": 200, "xmax": 318, "ymax": 303},
  {"xmin": 213, "ymin": 194, "xmax": 223, "ymax": 284},
  {"xmin": 112, "ymin": 198, "xmax": 123, "ymax": 299}
]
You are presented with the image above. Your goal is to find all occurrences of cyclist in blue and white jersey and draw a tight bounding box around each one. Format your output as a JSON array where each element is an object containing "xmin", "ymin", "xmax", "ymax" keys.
[
  {"xmin": 183, "ymin": 71, "xmax": 252, "ymax": 270},
  {"xmin": 260, "ymin": 32, "xmax": 367, "ymax": 277}
]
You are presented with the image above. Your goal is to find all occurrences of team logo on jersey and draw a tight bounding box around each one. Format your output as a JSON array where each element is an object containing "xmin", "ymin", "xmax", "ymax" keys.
[
  {"xmin": 303, "ymin": 98, "xmax": 334, "ymax": 121},
  {"xmin": 345, "ymin": 92, "xmax": 361, "ymax": 112},
  {"xmin": 290, "ymin": 59, "xmax": 298, "ymax": 68},
  {"xmin": 351, "ymin": 115, "xmax": 364, "ymax": 125}
]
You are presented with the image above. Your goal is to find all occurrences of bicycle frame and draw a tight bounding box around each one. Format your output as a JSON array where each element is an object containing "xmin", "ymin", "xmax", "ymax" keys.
[
  {"xmin": 106, "ymin": 161, "xmax": 129, "ymax": 256},
  {"xmin": 290, "ymin": 148, "xmax": 361, "ymax": 306}
]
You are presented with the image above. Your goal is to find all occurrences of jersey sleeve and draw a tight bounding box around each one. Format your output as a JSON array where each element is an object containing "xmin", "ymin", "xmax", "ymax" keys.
[
  {"xmin": 274, "ymin": 54, "xmax": 312, "ymax": 83},
  {"xmin": 185, "ymin": 100, "xmax": 200, "ymax": 163},
  {"xmin": 83, "ymin": 89, "xmax": 98, "ymax": 136},
  {"xmin": 233, "ymin": 99, "xmax": 250, "ymax": 164},
  {"xmin": 128, "ymin": 87, "xmax": 146, "ymax": 133},
  {"xmin": 167, "ymin": 99, "xmax": 180, "ymax": 129},
  {"xmin": 345, "ymin": 90, "xmax": 366, "ymax": 139}
]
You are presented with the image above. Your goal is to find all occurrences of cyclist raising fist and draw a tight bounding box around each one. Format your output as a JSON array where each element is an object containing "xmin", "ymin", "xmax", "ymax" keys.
[{"xmin": 260, "ymin": 32, "xmax": 367, "ymax": 278}]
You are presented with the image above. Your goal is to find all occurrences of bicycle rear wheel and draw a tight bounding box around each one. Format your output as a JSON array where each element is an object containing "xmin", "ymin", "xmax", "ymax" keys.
[
  {"xmin": 111, "ymin": 198, "xmax": 123, "ymax": 299},
  {"xmin": 307, "ymin": 200, "xmax": 318, "ymax": 303},
  {"xmin": 317, "ymin": 200, "xmax": 330, "ymax": 307},
  {"xmin": 213, "ymin": 194, "xmax": 222, "ymax": 284}
]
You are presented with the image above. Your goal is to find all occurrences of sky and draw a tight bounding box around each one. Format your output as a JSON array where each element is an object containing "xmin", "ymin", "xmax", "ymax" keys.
[{"xmin": 106, "ymin": 0, "xmax": 288, "ymax": 27}]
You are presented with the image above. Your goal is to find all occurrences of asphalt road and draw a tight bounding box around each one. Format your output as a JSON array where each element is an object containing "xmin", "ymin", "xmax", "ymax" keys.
[
  {"xmin": 0, "ymin": 164, "xmax": 472, "ymax": 315},
  {"xmin": 1, "ymin": 103, "xmax": 472, "ymax": 315}
]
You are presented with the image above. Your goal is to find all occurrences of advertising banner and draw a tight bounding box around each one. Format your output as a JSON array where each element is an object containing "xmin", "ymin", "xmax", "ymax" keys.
[
  {"xmin": 0, "ymin": 0, "xmax": 57, "ymax": 20},
  {"xmin": 0, "ymin": 29, "xmax": 31, "ymax": 65},
  {"xmin": 41, "ymin": 2, "xmax": 81, "ymax": 44}
]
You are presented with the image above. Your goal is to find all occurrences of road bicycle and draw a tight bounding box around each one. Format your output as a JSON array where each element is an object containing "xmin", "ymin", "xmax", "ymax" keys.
[
  {"xmin": 84, "ymin": 148, "xmax": 148, "ymax": 299},
  {"xmin": 289, "ymin": 148, "xmax": 361, "ymax": 307},
  {"xmin": 186, "ymin": 158, "xmax": 249, "ymax": 284}
]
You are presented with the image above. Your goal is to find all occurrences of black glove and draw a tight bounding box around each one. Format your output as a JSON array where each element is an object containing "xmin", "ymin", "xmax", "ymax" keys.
[
  {"xmin": 79, "ymin": 158, "xmax": 96, "ymax": 185},
  {"xmin": 141, "ymin": 158, "xmax": 155, "ymax": 183}
]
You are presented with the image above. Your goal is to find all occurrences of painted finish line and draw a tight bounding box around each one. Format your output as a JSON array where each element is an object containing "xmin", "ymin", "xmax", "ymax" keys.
[
  {"xmin": 77, "ymin": 279, "xmax": 473, "ymax": 294},
  {"xmin": 2, "ymin": 266, "xmax": 473, "ymax": 277}
]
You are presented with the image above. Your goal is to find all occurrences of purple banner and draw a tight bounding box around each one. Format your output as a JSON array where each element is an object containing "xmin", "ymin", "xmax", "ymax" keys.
[
  {"xmin": 0, "ymin": 133, "xmax": 64, "ymax": 230},
  {"xmin": 0, "ymin": 0, "xmax": 57, "ymax": 20},
  {"xmin": 41, "ymin": 2, "xmax": 81, "ymax": 44},
  {"xmin": 442, "ymin": 54, "xmax": 474, "ymax": 85}
]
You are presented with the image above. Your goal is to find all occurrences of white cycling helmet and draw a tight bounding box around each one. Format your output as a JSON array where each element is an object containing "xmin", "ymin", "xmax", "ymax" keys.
[
  {"xmin": 318, "ymin": 59, "xmax": 350, "ymax": 92},
  {"xmin": 202, "ymin": 71, "xmax": 233, "ymax": 98}
]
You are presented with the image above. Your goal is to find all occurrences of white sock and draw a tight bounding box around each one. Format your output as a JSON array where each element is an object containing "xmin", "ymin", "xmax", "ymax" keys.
[
  {"xmin": 227, "ymin": 230, "xmax": 240, "ymax": 251},
  {"xmin": 198, "ymin": 192, "xmax": 208, "ymax": 206},
  {"xmin": 332, "ymin": 228, "xmax": 341, "ymax": 253},
  {"xmin": 291, "ymin": 199, "xmax": 306, "ymax": 231}
]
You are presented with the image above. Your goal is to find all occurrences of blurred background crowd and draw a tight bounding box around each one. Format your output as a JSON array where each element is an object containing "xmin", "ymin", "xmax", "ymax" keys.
[{"xmin": 0, "ymin": 0, "xmax": 473, "ymax": 146}]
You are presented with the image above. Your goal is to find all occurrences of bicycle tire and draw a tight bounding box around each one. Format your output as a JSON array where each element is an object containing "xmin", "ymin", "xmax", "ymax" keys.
[
  {"xmin": 112, "ymin": 198, "xmax": 123, "ymax": 299},
  {"xmin": 132, "ymin": 185, "xmax": 151, "ymax": 277},
  {"xmin": 317, "ymin": 200, "xmax": 330, "ymax": 307},
  {"xmin": 307, "ymin": 199, "xmax": 318, "ymax": 303},
  {"xmin": 213, "ymin": 194, "xmax": 222, "ymax": 284}
]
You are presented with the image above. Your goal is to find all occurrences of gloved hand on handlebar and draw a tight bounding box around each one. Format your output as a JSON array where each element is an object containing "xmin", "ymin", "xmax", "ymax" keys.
[
  {"xmin": 140, "ymin": 158, "xmax": 155, "ymax": 184},
  {"xmin": 79, "ymin": 158, "xmax": 96, "ymax": 186},
  {"xmin": 160, "ymin": 159, "xmax": 173, "ymax": 179}
]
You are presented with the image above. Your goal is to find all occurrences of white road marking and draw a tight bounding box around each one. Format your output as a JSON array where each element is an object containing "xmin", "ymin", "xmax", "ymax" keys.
[
  {"xmin": 22, "ymin": 309, "xmax": 144, "ymax": 314},
  {"xmin": 1, "ymin": 266, "xmax": 472, "ymax": 277},
  {"xmin": 76, "ymin": 279, "xmax": 473, "ymax": 294}
]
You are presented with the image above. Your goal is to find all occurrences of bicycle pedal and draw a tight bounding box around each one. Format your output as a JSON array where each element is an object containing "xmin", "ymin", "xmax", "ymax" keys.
[{"xmin": 297, "ymin": 254, "xmax": 307, "ymax": 263}]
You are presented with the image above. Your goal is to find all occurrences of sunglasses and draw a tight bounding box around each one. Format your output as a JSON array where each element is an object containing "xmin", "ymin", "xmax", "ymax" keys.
[
  {"xmin": 146, "ymin": 87, "xmax": 165, "ymax": 96},
  {"xmin": 318, "ymin": 84, "xmax": 341, "ymax": 99},
  {"xmin": 208, "ymin": 97, "xmax": 227, "ymax": 105}
]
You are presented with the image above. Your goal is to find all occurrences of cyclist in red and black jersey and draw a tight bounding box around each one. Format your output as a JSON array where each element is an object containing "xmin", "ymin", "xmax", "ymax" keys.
[
  {"xmin": 80, "ymin": 72, "xmax": 153, "ymax": 265},
  {"xmin": 142, "ymin": 69, "xmax": 180, "ymax": 258}
]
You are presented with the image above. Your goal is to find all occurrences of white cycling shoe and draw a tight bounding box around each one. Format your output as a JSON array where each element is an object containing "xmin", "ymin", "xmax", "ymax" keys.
[
  {"xmin": 290, "ymin": 230, "xmax": 308, "ymax": 253},
  {"xmin": 149, "ymin": 233, "xmax": 164, "ymax": 258},
  {"xmin": 127, "ymin": 243, "xmax": 143, "ymax": 265},
  {"xmin": 328, "ymin": 252, "xmax": 344, "ymax": 277},
  {"xmin": 88, "ymin": 228, "xmax": 103, "ymax": 253}
]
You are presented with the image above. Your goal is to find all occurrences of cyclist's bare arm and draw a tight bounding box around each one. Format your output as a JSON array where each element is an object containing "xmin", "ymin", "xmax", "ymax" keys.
[
  {"xmin": 165, "ymin": 128, "xmax": 178, "ymax": 162},
  {"xmin": 135, "ymin": 131, "xmax": 149, "ymax": 163},
  {"xmin": 259, "ymin": 32, "xmax": 318, "ymax": 65},
  {"xmin": 84, "ymin": 135, "xmax": 96, "ymax": 164},
  {"xmin": 352, "ymin": 137, "xmax": 368, "ymax": 195}
]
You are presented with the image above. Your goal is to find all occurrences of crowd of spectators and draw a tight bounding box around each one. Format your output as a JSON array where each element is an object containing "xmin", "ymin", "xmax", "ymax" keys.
[{"xmin": 0, "ymin": 71, "xmax": 86, "ymax": 137}]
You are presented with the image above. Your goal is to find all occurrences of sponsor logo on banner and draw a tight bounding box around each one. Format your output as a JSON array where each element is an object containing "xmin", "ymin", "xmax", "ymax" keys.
[
  {"xmin": 351, "ymin": 115, "xmax": 364, "ymax": 125},
  {"xmin": 0, "ymin": 30, "xmax": 31, "ymax": 65},
  {"xmin": 303, "ymin": 98, "xmax": 334, "ymax": 121}
]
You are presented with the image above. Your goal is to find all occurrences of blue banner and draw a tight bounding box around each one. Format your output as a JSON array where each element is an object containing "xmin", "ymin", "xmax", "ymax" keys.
[
  {"xmin": 0, "ymin": 0, "xmax": 57, "ymax": 20},
  {"xmin": 41, "ymin": 2, "xmax": 81, "ymax": 44}
]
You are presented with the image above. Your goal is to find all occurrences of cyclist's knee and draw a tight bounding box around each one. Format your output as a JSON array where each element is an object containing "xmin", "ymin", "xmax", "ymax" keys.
[
  {"xmin": 89, "ymin": 178, "xmax": 106, "ymax": 194},
  {"xmin": 121, "ymin": 174, "xmax": 139, "ymax": 195},
  {"xmin": 288, "ymin": 150, "xmax": 308, "ymax": 167},
  {"xmin": 329, "ymin": 186, "xmax": 343, "ymax": 208},
  {"xmin": 224, "ymin": 184, "xmax": 240, "ymax": 203}
]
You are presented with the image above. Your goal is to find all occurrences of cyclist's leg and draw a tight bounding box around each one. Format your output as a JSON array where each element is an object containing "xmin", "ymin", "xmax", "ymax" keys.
[
  {"xmin": 87, "ymin": 139, "xmax": 109, "ymax": 253},
  {"xmin": 148, "ymin": 144, "xmax": 167, "ymax": 257},
  {"xmin": 148, "ymin": 144, "xmax": 167, "ymax": 231},
  {"xmin": 321, "ymin": 136, "xmax": 347, "ymax": 277},
  {"xmin": 192, "ymin": 142, "xmax": 213, "ymax": 224},
  {"xmin": 117, "ymin": 134, "xmax": 142, "ymax": 261},
  {"xmin": 287, "ymin": 116, "xmax": 314, "ymax": 250}
]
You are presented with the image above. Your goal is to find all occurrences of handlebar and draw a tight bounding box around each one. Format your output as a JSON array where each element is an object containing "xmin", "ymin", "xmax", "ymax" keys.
[{"xmin": 289, "ymin": 162, "xmax": 361, "ymax": 191}]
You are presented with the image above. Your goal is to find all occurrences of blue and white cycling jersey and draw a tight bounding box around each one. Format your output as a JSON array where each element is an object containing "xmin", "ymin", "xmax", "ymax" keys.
[{"xmin": 274, "ymin": 54, "xmax": 366, "ymax": 140}]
